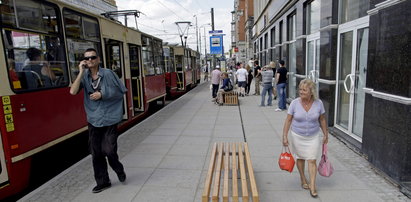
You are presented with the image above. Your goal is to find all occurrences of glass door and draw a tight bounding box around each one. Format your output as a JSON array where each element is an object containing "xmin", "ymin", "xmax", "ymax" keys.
[
  {"xmin": 335, "ymin": 17, "xmax": 369, "ymax": 141},
  {"xmin": 129, "ymin": 44, "xmax": 144, "ymax": 114},
  {"xmin": 105, "ymin": 39, "xmax": 127, "ymax": 119},
  {"xmin": 306, "ymin": 32, "xmax": 320, "ymax": 96}
]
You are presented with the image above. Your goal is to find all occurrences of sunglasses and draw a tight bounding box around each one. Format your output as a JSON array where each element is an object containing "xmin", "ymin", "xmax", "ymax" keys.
[{"xmin": 83, "ymin": 56, "xmax": 98, "ymax": 60}]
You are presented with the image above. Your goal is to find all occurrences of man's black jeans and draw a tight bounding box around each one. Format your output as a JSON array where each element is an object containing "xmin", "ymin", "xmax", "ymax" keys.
[{"xmin": 88, "ymin": 123, "xmax": 124, "ymax": 185}]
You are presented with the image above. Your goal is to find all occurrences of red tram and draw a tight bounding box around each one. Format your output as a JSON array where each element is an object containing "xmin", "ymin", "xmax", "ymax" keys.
[
  {"xmin": 163, "ymin": 45, "xmax": 200, "ymax": 98},
  {"xmin": 0, "ymin": 0, "xmax": 189, "ymax": 199}
]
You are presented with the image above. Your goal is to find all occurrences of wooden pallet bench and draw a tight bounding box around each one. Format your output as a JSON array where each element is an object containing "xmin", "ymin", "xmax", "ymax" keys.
[
  {"xmin": 223, "ymin": 91, "xmax": 239, "ymax": 106},
  {"xmin": 202, "ymin": 142, "xmax": 259, "ymax": 202}
]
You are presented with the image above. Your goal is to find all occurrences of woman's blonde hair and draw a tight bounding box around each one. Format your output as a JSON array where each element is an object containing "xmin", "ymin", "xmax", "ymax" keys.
[
  {"xmin": 299, "ymin": 79, "xmax": 317, "ymax": 100},
  {"xmin": 245, "ymin": 64, "xmax": 251, "ymax": 71}
]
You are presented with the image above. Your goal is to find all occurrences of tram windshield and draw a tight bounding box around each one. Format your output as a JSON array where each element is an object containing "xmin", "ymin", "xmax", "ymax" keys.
[{"xmin": 1, "ymin": 0, "xmax": 69, "ymax": 91}]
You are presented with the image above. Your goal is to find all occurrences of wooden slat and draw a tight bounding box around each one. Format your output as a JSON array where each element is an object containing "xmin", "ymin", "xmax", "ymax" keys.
[
  {"xmin": 232, "ymin": 143, "xmax": 239, "ymax": 202},
  {"xmin": 223, "ymin": 143, "xmax": 229, "ymax": 202},
  {"xmin": 244, "ymin": 143, "xmax": 259, "ymax": 202},
  {"xmin": 202, "ymin": 143, "xmax": 218, "ymax": 202},
  {"xmin": 238, "ymin": 143, "xmax": 249, "ymax": 202},
  {"xmin": 212, "ymin": 143, "xmax": 223, "ymax": 202}
]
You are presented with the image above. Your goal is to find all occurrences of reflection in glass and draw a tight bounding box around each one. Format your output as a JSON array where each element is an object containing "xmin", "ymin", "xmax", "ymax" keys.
[
  {"xmin": 336, "ymin": 31, "xmax": 353, "ymax": 130},
  {"xmin": 288, "ymin": 43, "xmax": 297, "ymax": 99},
  {"xmin": 306, "ymin": 0, "xmax": 321, "ymax": 34},
  {"xmin": 340, "ymin": 0, "xmax": 369, "ymax": 24},
  {"xmin": 352, "ymin": 28, "xmax": 368, "ymax": 138}
]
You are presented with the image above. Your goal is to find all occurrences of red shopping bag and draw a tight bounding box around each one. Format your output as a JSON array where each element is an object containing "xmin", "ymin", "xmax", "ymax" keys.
[
  {"xmin": 318, "ymin": 144, "xmax": 334, "ymax": 177},
  {"xmin": 278, "ymin": 146, "xmax": 295, "ymax": 173}
]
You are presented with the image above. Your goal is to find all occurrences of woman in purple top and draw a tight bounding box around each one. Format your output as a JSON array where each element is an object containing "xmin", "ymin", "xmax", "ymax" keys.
[{"xmin": 282, "ymin": 79, "xmax": 329, "ymax": 198}]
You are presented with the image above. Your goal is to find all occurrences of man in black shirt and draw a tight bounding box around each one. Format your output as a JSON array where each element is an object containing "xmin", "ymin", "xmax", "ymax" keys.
[
  {"xmin": 253, "ymin": 60, "xmax": 261, "ymax": 95},
  {"xmin": 275, "ymin": 60, "xmax": 288, "ymax": 111}
]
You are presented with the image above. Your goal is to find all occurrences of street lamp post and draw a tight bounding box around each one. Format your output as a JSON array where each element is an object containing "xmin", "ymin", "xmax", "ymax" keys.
[{"xmin": 199, "ymin": 24, "xmax": 211, "ymax": 65}]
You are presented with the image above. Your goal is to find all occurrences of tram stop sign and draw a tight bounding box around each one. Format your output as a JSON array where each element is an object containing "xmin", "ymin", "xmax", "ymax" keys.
[{"xmin": 210, "ymin": 35, "xmax": 223, "ymax": 55}]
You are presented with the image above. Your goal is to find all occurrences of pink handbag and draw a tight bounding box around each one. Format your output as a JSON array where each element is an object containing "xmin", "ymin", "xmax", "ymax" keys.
[{"xmin": 318, "ymin": 144, "xmax": 334, "ymax": 177}]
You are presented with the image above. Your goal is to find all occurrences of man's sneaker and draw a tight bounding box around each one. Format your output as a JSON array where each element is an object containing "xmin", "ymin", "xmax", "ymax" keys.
[
  {"xmin": 118, "ymin": 172, "xmax": 126, "ymax": 182},
  {"xmin": 92, "ymin": 182, "xmax": 111, "ymax": 193},
  {"xmin": 275, "ymin": 108, "xmax": 282, "ymax": 112}
]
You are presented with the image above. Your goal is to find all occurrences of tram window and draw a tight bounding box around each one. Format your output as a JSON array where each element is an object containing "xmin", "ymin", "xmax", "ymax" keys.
[
  {"xmin": 15, "ymin": 0, "xmax": 59, "ymax": 33},
  {"xmin": 64, "ymin": 10, "xmax": 100, "ymax": 42},
  {"xmin": 83, "ymin": 17, "xmax": 100, "ymax": 42},
  {"xmin": 63, "ymin": 9, "xmax": 101, "ymax": 82},
  {"xmin": 175, "ymin": 55, "xmax": 183, "ymax": 71},
  {"xmin": 153, "ymin": 40, "xmax": 164, "ymax": 75},
  {"xmin": 142, "ymin": 36, "xmax": 155, "ymax": 75},
  {"xmin": 0, "ymin": 0, "xmax": 16, "ymax": 27},
  {"xmin": 169, "ymin": 49, "xmax": 175, "ymax": 73},
  {"xmin": 64, "ymin": 13, "xmax": 82, "ymax": 39},
  {"xmin": 1, "ymin": 0, "xmax": 68, "ymax": 92},
  {"xmin": 129, "ymin": 45, "xmax": 140, "ymax": 77},
  {"xmin": 105, "ymin": 39, "xmax": 123, "ymax": 78},
  {"xmin": 0, "ymin": 0, "xmax": 59, "ymax": 34},
  {"xmin": 2, "ymin": 30, "xmax": 68, "ymax": 91}
]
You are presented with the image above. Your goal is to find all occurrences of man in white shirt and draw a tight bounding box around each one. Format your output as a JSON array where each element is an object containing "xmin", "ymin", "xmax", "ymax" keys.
[
  {"xmin": 235, "ymin": 62, "xmax": 248, "ymax": 97},
  {"xmin": 210, "ymin": 65, "xmax": 222, "ymax": 100}
]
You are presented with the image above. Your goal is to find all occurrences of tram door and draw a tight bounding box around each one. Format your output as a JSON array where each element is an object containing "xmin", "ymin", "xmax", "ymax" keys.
[
  {"xmin": 306, "ymin": 32, "xmax": 320, "ymax": 96},
  {"xmin": 175, "ymin": 47, "xmax": 185, "ymax": 90},
  {"xmin": 335, "ymin": 17, "xmax": 369, "ymax": 141},
  {"xmin": 129, "ymin": 44, "xmax": 144, "ymax": 113},
  {"xmin": 0, "ymin": 132, "xmax": 9, "ymax": 186},
  {"xmin": 105, "ymin": 39, "xmax": 127, "ymax": 119}
]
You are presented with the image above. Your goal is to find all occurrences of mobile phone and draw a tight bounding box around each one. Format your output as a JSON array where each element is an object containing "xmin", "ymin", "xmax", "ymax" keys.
[{"xmin": 82, "ymin": 64, "xmax": 88, "ymax": 69}]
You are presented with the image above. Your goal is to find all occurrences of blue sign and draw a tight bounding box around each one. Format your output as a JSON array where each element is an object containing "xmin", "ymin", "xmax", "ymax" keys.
[
  {"xmin": 210, "ymin": 35, "xmax": 223, "ymax": 55},
  {"xmin": 209, "ymin": 30, "xmax": 223, "ymax": 34}
]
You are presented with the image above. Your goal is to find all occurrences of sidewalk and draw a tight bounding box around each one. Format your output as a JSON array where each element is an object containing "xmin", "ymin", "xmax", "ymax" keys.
[{"xmin": 19, "ymin": 81, "xmax": 410, "ymax": 202}]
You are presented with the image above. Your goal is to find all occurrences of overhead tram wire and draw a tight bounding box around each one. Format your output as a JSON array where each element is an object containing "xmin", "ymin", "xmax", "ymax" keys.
[
  {"xmin": 172, "ymin": 0, "xmax": 192, "ymax": 13},
  {"xmin": 156, "ymin": 0, "xmax": 184, "ymax": 20}
]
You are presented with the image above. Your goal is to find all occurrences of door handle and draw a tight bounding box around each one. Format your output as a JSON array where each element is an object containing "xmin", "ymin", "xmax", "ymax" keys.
[
  {"xmin": 343, "ymin": 74, "xmax": 351, "ymax": 93},
  {"xmin": 349, "ymin": 74, "xmax": 356, "ymax": 92}
]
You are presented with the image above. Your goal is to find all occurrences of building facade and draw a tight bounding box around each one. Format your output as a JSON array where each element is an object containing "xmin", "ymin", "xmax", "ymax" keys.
[
  {"xmin": 59, "ymin": 0, "xmax": 117, "ymax": 15},
  {"xmin": 232, "ymin": 0, "xmax": 254, "ymax": 64},
  {"xmin": 252, "ymin": 0, "xmax": 411, "ymax": 196}
]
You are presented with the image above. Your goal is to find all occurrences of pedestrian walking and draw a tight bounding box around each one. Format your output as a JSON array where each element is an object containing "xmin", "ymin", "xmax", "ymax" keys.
[
  {"xmin": 275, "ymin": 60, "xmax": 288, "ymax": 111},
  {"xmin": 203, "ymin": 64, "xmax": 209, "ymax": 81},
  {"xmin": 69, "ymin": 48, "xmax": 127, "ymax": 193},
  {"xmin": 282, "ymin": 79, "xmax": 329, "ymax": 198},
  {"xmin": 210, "ymin": 65, "xmax": 222, "ymax": 100},
  {"xmin": 245, "ymin": 64, "xmax": 253, "ymax": 95},
  {"xmin": 269, "ymin": 61, "xmax": 277, "ymax": 99},
  {"xmin": 235, "ymin": 62, "xmax": 248, "ymax": 97},
  {"xmin": 259, "ymin": 65, "xmax": 274, "ymax": 106},
  {"xmin": 253, "ymin": 60, "xmax": 261, "ymax": 95}
]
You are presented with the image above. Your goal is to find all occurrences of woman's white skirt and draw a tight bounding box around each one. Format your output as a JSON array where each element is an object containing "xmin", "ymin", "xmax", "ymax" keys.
[{"xmin": 289, "ymin": 130, "xmax": 321, "ymax": 160}]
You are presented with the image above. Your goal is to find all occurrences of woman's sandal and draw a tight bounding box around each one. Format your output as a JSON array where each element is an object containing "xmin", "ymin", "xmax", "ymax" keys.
[
  {"xmin": 310, "ymin": 189, "xmax": 318, "ymax": 198},
  {"xmin": 301, "ymin": 183, "xmax": 309, "ymax": 190}
]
